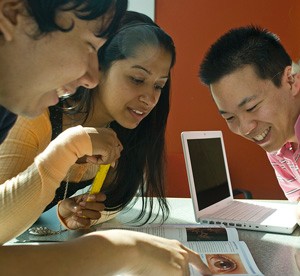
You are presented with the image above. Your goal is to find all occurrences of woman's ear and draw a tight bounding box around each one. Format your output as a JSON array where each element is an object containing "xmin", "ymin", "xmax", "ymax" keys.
[{"xmin": 0, "ymin": 0, "xmax": 23, "ymax": 42}]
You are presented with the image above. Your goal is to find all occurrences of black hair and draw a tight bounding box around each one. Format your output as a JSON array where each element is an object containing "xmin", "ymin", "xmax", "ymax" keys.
[
  {"xmin": 65, "ymin": 11, "xmax": 176, "ymax": 224},
  {"xmin": 199, "ymin": 25, "xmax": 291, "ymax": 88},
  {"xmin": 24, "ymin": 0, "xmax": 128, "ymax": 38}
]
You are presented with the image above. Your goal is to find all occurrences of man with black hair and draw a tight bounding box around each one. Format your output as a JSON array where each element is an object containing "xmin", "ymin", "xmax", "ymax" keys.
[{"xmin": 199, "ymin": 25, "xmax": 300, "ymax": 225}]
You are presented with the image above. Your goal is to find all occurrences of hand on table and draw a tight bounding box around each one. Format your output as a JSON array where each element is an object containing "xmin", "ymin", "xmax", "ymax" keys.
[
  {"xmin": 86, "ymin": 229, "xmax": 212, "ymax": 276},
  {"xmin": 58, "ymin": 192, "xmax": 106, "ymax": 230}
]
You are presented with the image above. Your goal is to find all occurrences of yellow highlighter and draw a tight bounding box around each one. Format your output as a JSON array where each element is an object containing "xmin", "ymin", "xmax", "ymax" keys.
[{"xmin": 87, "ymin": 164, "xmax": 110, "ymax": 202}]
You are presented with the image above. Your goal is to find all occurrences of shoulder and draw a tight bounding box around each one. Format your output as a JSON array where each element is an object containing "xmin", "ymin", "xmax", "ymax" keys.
[
  {"xmin": 16, "ymin": 109, "xmax": 51, "ymax": 131},
  {"xmin": 9, "ymin": 110, "xmax": 52, "ymax": 150}
]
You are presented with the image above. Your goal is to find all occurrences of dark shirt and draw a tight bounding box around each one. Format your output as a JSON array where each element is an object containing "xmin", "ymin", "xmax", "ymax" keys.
[{"xmin": 0, "ymin": 106, "xmax": 17, "ymax": 144}]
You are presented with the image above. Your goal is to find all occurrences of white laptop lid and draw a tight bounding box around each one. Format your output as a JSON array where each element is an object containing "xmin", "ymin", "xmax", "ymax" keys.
[{"xmin": 181, "ymin": 130, "xmax": 235, "ymax": 220}]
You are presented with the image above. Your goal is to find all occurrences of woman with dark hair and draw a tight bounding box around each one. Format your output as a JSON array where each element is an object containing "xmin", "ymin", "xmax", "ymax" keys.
[{"xmin": 57, "ymin": 11, "xmax": 176, "ymax": 229}]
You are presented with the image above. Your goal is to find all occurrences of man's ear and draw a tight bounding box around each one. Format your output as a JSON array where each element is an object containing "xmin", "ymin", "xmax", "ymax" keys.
[
  {"xmin": 292, "ymin": 72, "xmax": 300, "ymax": 96},
  {"xmin": 283, "ymin": 65, "xmax": 300, "ymax": 96},
  {"xmin": 0, "ymin": 0, "xmax": 24, "ymax": 42}
]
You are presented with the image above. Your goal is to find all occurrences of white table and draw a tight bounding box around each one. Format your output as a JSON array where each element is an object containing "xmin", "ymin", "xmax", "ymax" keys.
[{"xmin": 8, "ymin": 198, "xmax": 300, "ymax": 276}]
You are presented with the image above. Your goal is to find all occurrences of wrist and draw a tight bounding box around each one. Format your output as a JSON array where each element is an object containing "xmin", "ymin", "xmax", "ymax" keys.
[{"xmin": 56, "ymin": 200, "xmax": 71, "ymax": 230}]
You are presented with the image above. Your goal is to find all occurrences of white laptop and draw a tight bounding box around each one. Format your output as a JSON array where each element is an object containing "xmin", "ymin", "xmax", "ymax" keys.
[{"xmin": 181, "ymin": 130, "xmax": 298, "ymax": 234}]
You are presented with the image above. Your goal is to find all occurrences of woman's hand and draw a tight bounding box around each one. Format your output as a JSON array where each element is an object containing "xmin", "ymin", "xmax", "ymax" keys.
[
  {"xmin": 84, "ymin": 127, "xmax": 123, "ymax": 165},
  {"xmin": 57, "ymin": 192, "xmax": 106, "ymax": 230}
]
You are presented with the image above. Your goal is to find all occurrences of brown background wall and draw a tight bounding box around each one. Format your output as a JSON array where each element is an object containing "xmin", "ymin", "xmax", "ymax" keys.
[{"xmin": 155, "ymin": 0, "xmax": 300, "ymax": 199}]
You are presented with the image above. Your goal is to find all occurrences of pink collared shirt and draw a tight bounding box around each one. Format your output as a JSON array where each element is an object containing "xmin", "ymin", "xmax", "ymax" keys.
[{"xmin": 267, "ymin": 116, "xmax": 300, "ymax": 202}]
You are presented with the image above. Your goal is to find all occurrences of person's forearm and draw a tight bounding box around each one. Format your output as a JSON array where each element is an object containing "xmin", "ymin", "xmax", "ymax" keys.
[
  {"xmin": 0, "ymin": 112, "xmax": 62, "ymax": 243},
  {"xmin": 2, "ymin": 230, "xmax": 212, "ymax": 275},
  {"xmin": 0, "ymin": 162, "xmax": 64, "ymax": 243},
  {"xmin": 35, "ymin": 126, "xmax": 92, "ymax": 180},
  {"xmin": 1, "ymin": 233, "xmax": 132, "ymax": 276},
  {"xmin": 0, "ymin": 126, "xmax": 93, "ymax": 244}
]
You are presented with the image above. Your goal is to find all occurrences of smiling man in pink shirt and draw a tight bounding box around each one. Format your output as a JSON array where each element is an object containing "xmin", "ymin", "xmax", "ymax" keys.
[{"xmin": 199, "ymin": 25, "xmax": 300, "ymax": 225}]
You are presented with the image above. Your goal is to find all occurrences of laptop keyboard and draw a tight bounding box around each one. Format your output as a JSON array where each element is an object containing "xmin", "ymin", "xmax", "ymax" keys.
[{"xmin": 209, "ymin": 201, "xmax": 274, "ymax": 222}]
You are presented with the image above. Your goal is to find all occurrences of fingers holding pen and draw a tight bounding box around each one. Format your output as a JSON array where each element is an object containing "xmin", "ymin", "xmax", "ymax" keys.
[
  {"xmin": 58, "ymin": 193, "xmax": 106, "ymax": 230},
  {"xmin": 77, "ymin": 193, "xmax": 106, "ymax": 219}
]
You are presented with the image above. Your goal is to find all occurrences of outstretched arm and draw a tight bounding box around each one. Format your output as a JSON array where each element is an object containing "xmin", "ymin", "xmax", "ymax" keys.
[{"xmin": 2, "ymin": 230, "xmax": 211, "ymax": 276}]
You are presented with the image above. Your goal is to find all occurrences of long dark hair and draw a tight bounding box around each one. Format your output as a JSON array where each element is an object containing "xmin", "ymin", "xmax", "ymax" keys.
[
  {"xmin": 24, "ymin": 0, "xmax": 128, "ymax": 38},
  {"xmin": 65, "ymin": 11, "xmax": 176, "ymax": 224}
]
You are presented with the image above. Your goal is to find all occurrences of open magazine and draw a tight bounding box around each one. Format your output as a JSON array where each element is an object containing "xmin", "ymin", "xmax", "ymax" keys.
[
  {"xmin": 95, "ymin": 224, "xmax": 264, "ymax": 276},
  {"xmin": 10, "ymin": 214, "xmax": 263, "ymax": 275}
]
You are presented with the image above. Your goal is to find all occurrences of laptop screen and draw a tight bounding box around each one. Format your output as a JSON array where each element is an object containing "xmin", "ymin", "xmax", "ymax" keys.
[{"xmin": 187, "ymin": 137, "xmax": 230, "ymax": 211}]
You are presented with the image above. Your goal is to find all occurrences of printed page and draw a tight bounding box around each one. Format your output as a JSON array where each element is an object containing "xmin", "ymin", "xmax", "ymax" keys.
[
  {"xmin": 95, "ymin": 224, "xmax": 239, "ymax": 242},
  {"xmin": 185, "ymin": 241, "xmax": 264, "ymax": 276}
]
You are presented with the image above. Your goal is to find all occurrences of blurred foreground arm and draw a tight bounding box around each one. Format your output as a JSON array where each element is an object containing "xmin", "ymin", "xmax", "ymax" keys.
[{"xmin": 2, "ymin": 230, "xmax": 211, "ymax": 276}]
